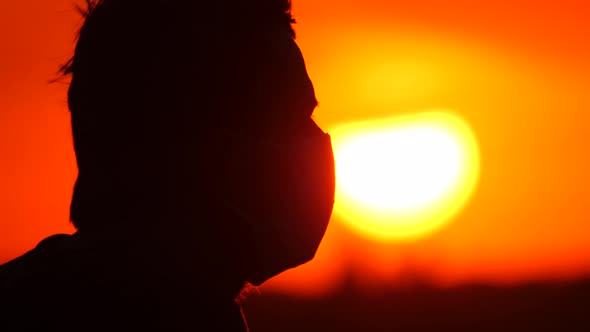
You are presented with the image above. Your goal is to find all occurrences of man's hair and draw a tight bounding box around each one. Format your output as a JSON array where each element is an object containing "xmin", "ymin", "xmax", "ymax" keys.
[
  {"xmin": 65, "ymin": 0, "xmax": 318, "ymax": 230},
  {"xmin": 61, "ymin": 0, "xmax": 297, "ymax": 75}
]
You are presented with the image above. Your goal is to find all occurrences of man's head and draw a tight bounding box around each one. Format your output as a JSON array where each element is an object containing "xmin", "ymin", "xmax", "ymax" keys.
[{"xmin": 65, "ymin": 0, "xmax": 319, "ymax": 230}]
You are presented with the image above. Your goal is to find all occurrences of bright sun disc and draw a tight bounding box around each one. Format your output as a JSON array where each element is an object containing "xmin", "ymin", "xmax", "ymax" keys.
[{"xmin": 330, "ymin": 111, "xmax": 480, "ymax": 241}]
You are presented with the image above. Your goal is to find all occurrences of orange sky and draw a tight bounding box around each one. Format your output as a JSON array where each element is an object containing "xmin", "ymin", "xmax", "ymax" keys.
[{"xmin": 1, "ymin": 0, "xmax": 589, "ymax": 297}]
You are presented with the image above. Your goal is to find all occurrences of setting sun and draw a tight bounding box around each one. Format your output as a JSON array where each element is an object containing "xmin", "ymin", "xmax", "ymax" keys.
[{"xmin": 330, "ymin": 111, "xmax": 480, "ymax": 241}]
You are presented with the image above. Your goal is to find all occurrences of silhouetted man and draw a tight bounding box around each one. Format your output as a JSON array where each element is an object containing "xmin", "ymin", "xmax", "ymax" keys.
[{"xmin": 0, "ymin": 1, "xmax": 335, "ymax": 331}]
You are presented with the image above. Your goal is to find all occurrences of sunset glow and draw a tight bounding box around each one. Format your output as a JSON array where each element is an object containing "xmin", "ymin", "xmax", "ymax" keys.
[
  {"xmin": 2, "ymin": 0, "xmax": 590, "ymax": 299},
  {"xmin": 331, "ymin": 112, "xmax": 480, "ymax": 240}
]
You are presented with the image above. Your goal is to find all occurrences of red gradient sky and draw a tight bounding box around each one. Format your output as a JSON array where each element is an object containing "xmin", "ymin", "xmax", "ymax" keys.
[{"xmin": 1, "ymin": 0, "xmax": 589, "ymax": 297}]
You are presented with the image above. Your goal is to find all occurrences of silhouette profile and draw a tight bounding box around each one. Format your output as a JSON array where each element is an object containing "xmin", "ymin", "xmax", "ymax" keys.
[{"xmin": 0, "ymin": 1, "xmax": 335, "ymax": 331}]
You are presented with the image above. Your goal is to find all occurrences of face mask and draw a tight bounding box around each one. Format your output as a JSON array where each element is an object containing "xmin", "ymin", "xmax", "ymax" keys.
[{"xmin": 216, "ymin": 118, "xmax": 335, "ymax": 285}]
